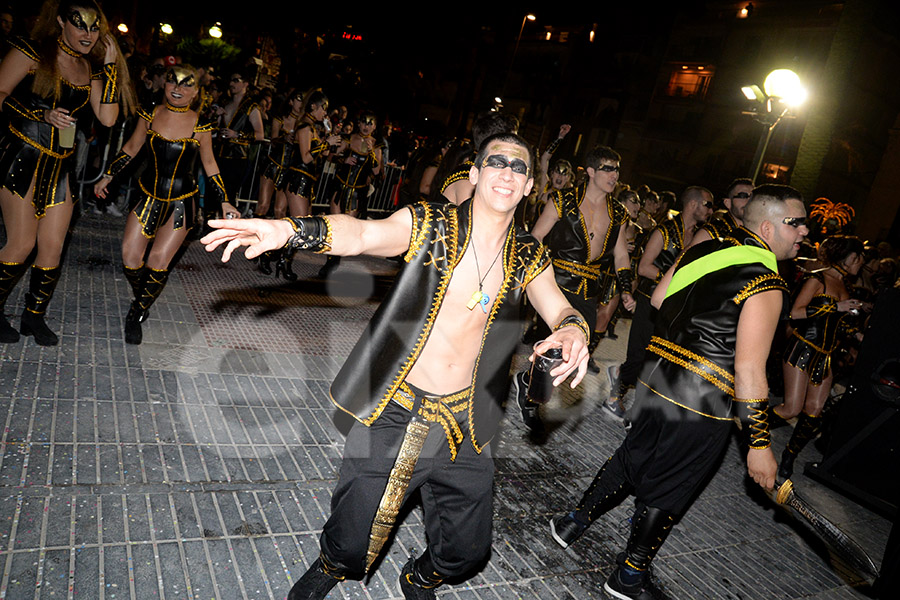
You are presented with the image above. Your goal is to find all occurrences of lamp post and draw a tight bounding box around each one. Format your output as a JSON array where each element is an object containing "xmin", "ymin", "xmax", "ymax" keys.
[
  {"xmin": 741, "ymin": 68, "xmax": 807, "ymax": 184},
  {"xmin": 501, "ymin": 13, "xmax": 536, "ymax": 98}
]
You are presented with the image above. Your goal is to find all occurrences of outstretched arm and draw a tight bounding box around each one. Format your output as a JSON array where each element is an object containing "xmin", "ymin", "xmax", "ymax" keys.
[{"xmin": 201, "ymin": 206, "xmax": 414, "ymax": 262}]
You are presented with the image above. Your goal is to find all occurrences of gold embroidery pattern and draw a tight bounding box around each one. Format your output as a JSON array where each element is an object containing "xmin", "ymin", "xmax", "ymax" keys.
[
  {"xmin": 366, "ymin": 416, "xmax": 430, "ymax": 572},
  {"xmin": 8, "ymin": 125, "xmax": 74, "ymax": 159},
  {"xmin": 469, "ymin": 228, "xmax": 516, "ymax": 453},
  {"xmin": 375, "ymin": 206, "xmax": 458, "ymax": 426},
  {"xmin": 647, "ymin": 336, "xmax": 735, "ymax": 396},
  {"xmin": 404, "ymin": 203, "xmax": 431, "ymax": 263},
  {"xmin": 733, "ymin": 273, "xmax": 787, "ymax": 304}
]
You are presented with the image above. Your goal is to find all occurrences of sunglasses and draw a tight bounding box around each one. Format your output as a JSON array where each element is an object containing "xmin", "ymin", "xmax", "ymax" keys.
[
  {"xmin": 701, "ymin": 201, "xmax": 714, "ymax": 208},
  {"xmin": 230, "ymin": 77, "xmax": 243, "ymax": 83},
  {"xmin": 731, "ymin": 192, "xmax": 751, "ymax": 199},
  {"xmin": 482, "ymin": 154, "xmax": 530, "ymax": 176},
  {"xmin": 597, "ymin": 164, "xmax": 619, "ymax": 173},
  {"xmin": 782, "ymin": 216, "xmax": 807, "ymax": 228}
]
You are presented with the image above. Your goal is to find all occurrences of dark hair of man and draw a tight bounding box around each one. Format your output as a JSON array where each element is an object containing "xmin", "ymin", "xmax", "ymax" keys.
[
  {"xmin": 618, "ymin": 188, "xmax": 641, "ymax": 207},
  {"xmin": 659, "ymin": 190, "xmax": 676, "ymax": 207},
  {"xmin": 471, "ymin": 112, "xmax": 520, "ymax": 148},
  {"xmin": 679, "ymin": 186, "xmax": 712, "ymax": 211},
  {"xmin": 583, "ymin": 145, "xmax": 621, "ymax": 170},
  {"xmin": 725, "ymin": 177, "xmax": 754, "ymax": 197},
  {"xmin": 743, "ymin": 184, "xmax": 803, "ymax": 230},
  {"xmin": 819, "ymin": 235, "xmax": 865, "ymax": 266},
  {"xmin": 304, "ymin": 89, "xmax": 328, "ymax": 113},
  {"xmin": 474, "ymin": 132, "xmax": 534, "ymax": 177}
]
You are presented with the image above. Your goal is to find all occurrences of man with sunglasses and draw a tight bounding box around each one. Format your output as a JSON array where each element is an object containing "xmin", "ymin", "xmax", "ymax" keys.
[
  {"xmin": 550, "ymin": 184, "xmax": 808, "ymax": 600},
  {"xmin": 201, "ymin": 132, "xmax": 590, "ymax": 600},
  {"xmin": 512, "ymin": 145, "xmax": 634, "ymax": 430},
  {"xmin": 605, "ymin": 185, "xmax": 714, "ymax": 421},
  {"xmin": 692, "ymin": 177, "xmax": 754, "ymax": 245}
]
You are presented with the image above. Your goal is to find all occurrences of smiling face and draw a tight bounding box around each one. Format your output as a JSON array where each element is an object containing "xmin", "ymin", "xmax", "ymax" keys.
[
  {"xmin": 57, "ymin": 6, "xmax": 101, "ymax": 54},
  {"xmin": 164, "ymin": 67, "xmax": 198, "ymax": 107},
  {"xmin": 470, "ymin": 140, "xmax": 535, "ymax": 215},
  {"xmin": 357, "ymin": 115, "xmax": 376, "ymax": 136},
  {"xmin": 228, "ymin": 74, "xmax": 248, "ymax": 96}
]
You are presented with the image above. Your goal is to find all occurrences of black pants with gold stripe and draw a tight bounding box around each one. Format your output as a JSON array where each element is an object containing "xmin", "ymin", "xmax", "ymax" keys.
[{"xmin": 320, "ymin": 399, "xmax": 494, "ymax": 579}]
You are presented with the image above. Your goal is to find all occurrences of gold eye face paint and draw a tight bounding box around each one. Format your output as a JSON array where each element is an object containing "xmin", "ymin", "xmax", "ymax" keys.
[
  {"xmin": 166, "ymin": 67, "xmax": 196, "ymax": 88},
  {"xmin": 66, "ymin": 8, "xmax": 100, "ymax": 32}
]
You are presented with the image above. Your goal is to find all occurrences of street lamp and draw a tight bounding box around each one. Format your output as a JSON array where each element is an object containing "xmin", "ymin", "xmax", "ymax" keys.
[
  {"xmin": 741, "ymin": 68, "xmax": 807, "ymax": 183},
  {"xmin": 501, "ymin": 13, "xmax": 536, "ymax": 97}
]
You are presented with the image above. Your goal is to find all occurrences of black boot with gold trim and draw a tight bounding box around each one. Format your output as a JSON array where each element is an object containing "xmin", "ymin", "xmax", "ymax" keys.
[
  {"xmin": 276, "ymin": 249, "xmax": 299, "ymax": 281},
  {"xmin": 286, "ymin": 554, "xmax": 345, "ymax": 600},
  {"xmin": 1, "ymin": 261, "xmax": 28, "ymax": 343},
  {"xmin": 20, "ymin": 265, "xmax": 62, "ymax": 346},
  {"xmin": 125, "ymin": 268, "xmax": 170, "ymax": 345},
  {"xmin": 399, "ymin": 554, "xmax": 443, "ymax": 600}
]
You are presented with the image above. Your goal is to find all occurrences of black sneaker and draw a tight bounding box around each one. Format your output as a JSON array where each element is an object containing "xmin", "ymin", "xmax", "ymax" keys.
[
  {"xmin": 399, "ymin": 558, "xmax": 437, "ymax": 599},
  {"xmin": 287, "ymin": 558, "xmax": 341, "ymax": 600},
  {"xmin": 513, "ymin": 371, "xmax": 543, "ymax": 432},
  {"xmin": 549, "ymin": 512, "xmax": 588, "ymax": 549},
  {"xmin": 604, "ymin": 567, "xmax": 665, "ymax": 599},
  {"xmin": 603, "ymin": 399, "xmax": 627, "ymax": 422}
]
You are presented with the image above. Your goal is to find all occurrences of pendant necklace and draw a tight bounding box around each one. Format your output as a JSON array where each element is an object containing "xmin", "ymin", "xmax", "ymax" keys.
[{"xmin": 466, "ymin": 241, "xmax": 504, "ymax": 314}]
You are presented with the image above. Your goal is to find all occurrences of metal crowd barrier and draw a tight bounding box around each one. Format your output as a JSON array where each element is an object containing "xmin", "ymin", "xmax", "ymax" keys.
[{"xmin": 76, "ymin": 130, "xmax": 406, "ymax": 220}]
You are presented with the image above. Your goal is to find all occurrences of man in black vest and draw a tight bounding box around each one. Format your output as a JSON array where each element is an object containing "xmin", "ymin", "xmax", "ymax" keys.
[
  {"xmin": 202, "ymin": 132, "xmax": 590, "ymax": 600},
  {"xmin": 549, "ymin": 184, "xmax": 809, "ymax": 600}
]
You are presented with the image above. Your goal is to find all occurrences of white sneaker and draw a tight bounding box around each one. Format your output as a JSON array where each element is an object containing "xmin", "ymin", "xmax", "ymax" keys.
[
  {"xmin": 107, "ymin": 204, "xmax": 124, "ymax": 217},
  {"xmin": 91, "ymin": 206, "xmax": 104, "ymax": 215}
]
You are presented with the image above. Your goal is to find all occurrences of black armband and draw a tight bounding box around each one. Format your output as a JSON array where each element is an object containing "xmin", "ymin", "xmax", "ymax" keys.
[
  {"xmin": 100, "ymin": 63, "xmax": 119, "ymax": 104},
  {"xmin": 104, "ymin": 150, "xmax": 133, "ymax": 178},
  {"xmin": 310, "ymin": 140, "xmax": 328, "ymax": 156},
  {"xmin": 283, "ymin": 216, "xmax": 333, "ymax": 254},
  {"xmin": 553, "ymin": 313, "xmax": 589, "ymax": 342},
  {"xmin": 205, "ymin": 173, "xmax": 230, "ymax": 207},
  {"xmin": 545, "ymin": 137, "xmax": 562, "ymax": 156},
  {"xmin": 616, "ymin": 268, "xmax": 634, "ymax": 295},
  {"xmin": 734, "ymin": 398, "xmax": 771, "ymax": 450}
]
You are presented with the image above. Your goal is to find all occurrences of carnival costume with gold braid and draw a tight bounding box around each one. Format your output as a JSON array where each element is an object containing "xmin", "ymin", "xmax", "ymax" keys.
[
  {"xmin": 284, "ymin": 121, "xmax": 328, "ymax": 200},
  {"xmin": 215, "ymin": 95, "xmax": 260, "ymax": 160},
  {"xmin": 699, "ymin": 209, "xmax": 740, "ymax": 241},
  {"xmin": 104, "ymin": 108, "xmax": 227, "ymax": 238},
  {"xmin": 783, "ymin": 271, "xmax": 859, "ymax": 385},
  {"xmin": 334, "ymin": 137, "xmax": 384, "ymax": 213},
  {"xmin": 545, "ymin": 183, "xmax": 629, "ymax": 302},
  {"xmin": 0, "ymin": 36, "xmax": 95, "ymax": 217},
  {"xmin": 295, "ymin": 200, "xmax": 549, "ymax": 581},
  {"xmin": 566, "ymin": 229, "xmax": 785, "ymax": 583},
  {"xmin": 260, "ymin": 116, "xmax": 294, "ymax": 190},
  {"xmin": 439, "ymin": 155, "xmax": 475, "ymax": 196}
]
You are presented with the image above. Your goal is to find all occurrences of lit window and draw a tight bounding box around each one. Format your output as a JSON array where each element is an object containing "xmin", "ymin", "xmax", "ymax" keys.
[{"xmin": 664, "ymin": 64, "xmax": 714, "ymax": 99}]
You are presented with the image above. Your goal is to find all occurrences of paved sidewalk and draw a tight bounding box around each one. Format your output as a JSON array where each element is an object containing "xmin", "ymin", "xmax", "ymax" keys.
[{"xmin": 0, "ymin": 213, "xmax": 889, "ymax": 599}]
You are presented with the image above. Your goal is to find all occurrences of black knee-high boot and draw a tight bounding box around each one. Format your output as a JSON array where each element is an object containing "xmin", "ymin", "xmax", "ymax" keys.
[
  {"xmin": 20, "ymin": 265, "xmax": 62, "ymax": 346},
  {"xmin": 779, "ymin": 412, "xmax": 821, "ymax": 479},
  {"xmin": 603, "ymin": 505, "xmax": 675, "ymax": 596},
  {"xmin": 317, "ymin": 255, "xmax": 340, "ymax": 278},
  {"xmin": 257, "ymin": 250, "xmax": 276, "ymax": 275},
  {"xmin": 125, "ymin": 268, "xmax": 170, "ymax": 345},
  {"xmin": 1, "ymin": 261, "xmax": 28, "ymax": 343},
  {"xmin": 123, "ymin": 264, "xmax": 145, "ymax": 297},
  {"xmin": 575, "ymin": 456, "xmax": 632, "ymax": 523},
  {"xmin": 276, "ymin": 249, "xmax": 298, "ymax": 281}
]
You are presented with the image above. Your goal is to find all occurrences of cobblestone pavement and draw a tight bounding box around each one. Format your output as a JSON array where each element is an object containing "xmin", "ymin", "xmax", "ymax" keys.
[{"xmin": 0, "ymin": 213, "xmax": 889, "ymax": 599}]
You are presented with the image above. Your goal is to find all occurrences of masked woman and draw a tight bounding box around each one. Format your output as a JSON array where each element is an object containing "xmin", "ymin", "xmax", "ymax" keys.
[
  {"xmin": 95, "ymin": 64, "xmax": 239, "ymax": 344},
  {"xmin": 272, "ymin": 88, "xmax": 338, "ymax": 280},
  {"xmin": 774, "ymin": 234, "xmax": 870, "ymax": 478},
  {"xmin": 0, "ymin": 0, "xmax": 135, "ymax": 345}
]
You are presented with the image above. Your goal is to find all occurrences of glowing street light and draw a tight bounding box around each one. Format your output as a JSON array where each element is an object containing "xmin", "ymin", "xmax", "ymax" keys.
[
  {"xmin": 209, "ymin": 22, "xmax": 222, "ymax": 38},
  {"xmin": 160, "ymin": 23, "xmax": 173, "ymax": 35},
  {"xmin": 501, "ymin": 13, "xmax": 536, "ymax": 98},
  {"xmin": 117, "ymin": 23, "xmax": 128, "ymax": 33},
  {"xmin": 741, "ymin": 68, "xmax": 807, "ymax": 183}
]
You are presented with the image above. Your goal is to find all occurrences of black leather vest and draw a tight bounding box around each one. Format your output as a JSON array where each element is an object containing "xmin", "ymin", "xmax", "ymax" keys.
[{"xmin": 330, "ymin": 199, "xmax": 550, "ymax": 451}]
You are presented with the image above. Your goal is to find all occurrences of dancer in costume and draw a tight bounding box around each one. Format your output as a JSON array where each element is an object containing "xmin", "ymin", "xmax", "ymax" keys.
[
  {"xmin": 513, "ymin": 145, "xmax": 634, "ymax": 432},
  {"xmin": 550, "ymin": 185, "xmax": 807, "ymax": 600},
  {"xmin": 773, "ymin": 234, "xmax": 869, "ymax": 479},
  {"xmin": 254, "ymin": 90, "xmax": 303, "ymax": 221},
  {"xmin": 273, "ymin": 88, "xmax": 339, "ymax": 280},
  {"xmin": 318, "ymin": 109, "xmax": 383, "ymax": 277},
  {"xmin": 202, "ymin": 132, "xmax": 590, "ymax": 600},
  {"xmin": 212, "ymin": 68, "xmax": 263, "ymax": 208},
  {"xmin": 0, "ymin": 0, "xmax": 135, "ymax": 345},
  {"xmin": 95, "ymin": 64, "xmax": 239, "ymax": 345}
]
